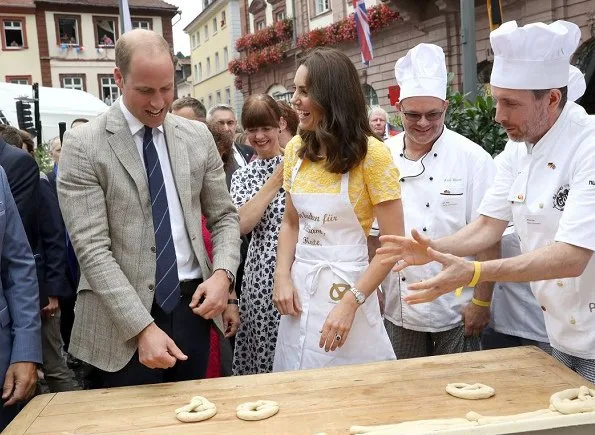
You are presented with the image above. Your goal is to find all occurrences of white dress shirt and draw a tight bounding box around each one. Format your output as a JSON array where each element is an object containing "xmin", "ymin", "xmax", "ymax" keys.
[
  {"xmin": 119, "ymin": 98, "xmax": 201, "ymax": 280},
  {"xmin": 478, "ymin": 101, "xmax": 595, "ymax": 359}
]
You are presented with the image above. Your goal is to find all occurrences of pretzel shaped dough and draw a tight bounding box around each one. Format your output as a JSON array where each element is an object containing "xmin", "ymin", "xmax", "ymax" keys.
[
  {"xmin": 446, "ymin": 383, "xmax": 495, "ymax": 400},
  {"xmin": 236, "ymin": 400, "xmax": 279, "ymax": 421},
  {"xmin": 175, "ymin": 396, "xmax": 217, "ymax": 423},
  {"xmin": 550, "ymin": 386, "xmax": 595, "ymax": 414}
]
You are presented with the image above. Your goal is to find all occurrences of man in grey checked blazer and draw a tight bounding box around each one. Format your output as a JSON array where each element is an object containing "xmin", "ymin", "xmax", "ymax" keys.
[{"xmin": 57, "ymin": 30, "xmax": 241, "ymax": 387}]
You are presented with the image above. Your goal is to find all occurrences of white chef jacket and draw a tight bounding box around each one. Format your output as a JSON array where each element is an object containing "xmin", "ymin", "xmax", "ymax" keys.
[
  {"xmin": 490, "ymin": 225, "xmax": 549, "ymax": 343},
  {"xmin": 478, "ymin": 101, "xmax": 595, "ymax": 359},
  {"xmin": 384, "ymin": 128, "xmax": 496, "ymax": 332}
]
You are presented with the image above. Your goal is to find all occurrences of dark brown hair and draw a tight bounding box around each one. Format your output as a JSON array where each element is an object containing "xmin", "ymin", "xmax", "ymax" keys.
[
  {"xmin": 277, "ymin": 100, "xmax": 299, "ymax": 135},
  {"xmin": 241, "ymin": 94, "xmax": 281, "ymax": 129},
  {"xmin": 532, "ymin": 86, "xmax": 568, "ymax": 109},
  {"xmin": 0, "ymin": 125, "xmax": 24, "ymax": 148},
  {"xmin": 207, "ymin": 121, "xmax": 234, "ymax": 169},
  {"xmin": 297, "ymin": 47, "xmax": 372, "ymax": 174}
]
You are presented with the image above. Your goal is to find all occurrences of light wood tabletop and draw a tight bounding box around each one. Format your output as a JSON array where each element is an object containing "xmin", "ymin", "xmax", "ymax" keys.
[{"xmin": 4, "ymin": 347, "xmax": 594, "ymax": 434}]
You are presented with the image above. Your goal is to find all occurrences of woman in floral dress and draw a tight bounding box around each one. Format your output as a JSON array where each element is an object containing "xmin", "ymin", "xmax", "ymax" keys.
[{"xmin": 231, "ymin": 94, "xmax": 287, "ymax": 375}]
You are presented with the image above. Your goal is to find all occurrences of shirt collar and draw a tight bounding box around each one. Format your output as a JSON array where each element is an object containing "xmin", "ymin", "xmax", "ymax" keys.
[
  {"xmin": 119, "ymin": 97, "xmax": 165, "ymax": 137},
  {"xmin": 524, "ymin": 102, "xmax": 571, "ymax": 155}
]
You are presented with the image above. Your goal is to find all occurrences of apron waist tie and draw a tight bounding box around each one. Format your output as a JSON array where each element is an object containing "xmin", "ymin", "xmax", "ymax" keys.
[{"xmin": 298, "ymin": 258, "xmax": 367, "ymax": 296}]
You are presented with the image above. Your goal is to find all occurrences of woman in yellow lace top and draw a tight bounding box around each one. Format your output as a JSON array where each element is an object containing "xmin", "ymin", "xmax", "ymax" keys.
[{"xmin": 272, "ymin": 48, "xmax": 404, "ymax": 371}]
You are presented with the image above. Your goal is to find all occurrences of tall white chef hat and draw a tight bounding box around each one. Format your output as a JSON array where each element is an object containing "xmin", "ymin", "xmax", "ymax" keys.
[
  {"xmin": 568, "ymin": 65, "xmax": 586, "ymax": 102},
  {"xmin": 490, "ymin": 20, "xmax": 581, "ymax": 90},
  {"xmin": 395, "ymin": 43, "xmax": 447, "ymax": 101}
]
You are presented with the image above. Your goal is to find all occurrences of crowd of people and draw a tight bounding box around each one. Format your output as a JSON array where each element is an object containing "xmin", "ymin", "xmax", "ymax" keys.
[{"xmin": 1, "ymin": 18, "xmax": 594, "ymax": 430}]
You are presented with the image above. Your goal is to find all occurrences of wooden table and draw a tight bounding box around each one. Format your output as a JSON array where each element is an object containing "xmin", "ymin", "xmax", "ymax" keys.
[{"xmin": 5, "ymin": 347, "xmax": 595, "ymax": 434}]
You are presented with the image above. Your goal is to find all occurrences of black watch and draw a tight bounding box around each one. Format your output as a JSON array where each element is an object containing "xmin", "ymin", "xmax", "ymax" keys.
[{"xmin": 217, "ymin": 268, "xmax": 235, "ymax": 293}]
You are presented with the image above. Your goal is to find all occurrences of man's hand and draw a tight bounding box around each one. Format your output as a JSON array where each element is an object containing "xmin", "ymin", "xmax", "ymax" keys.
[
  {"xmin": 2, "ymin": 362, "xmax": 37, "ymax": 406},
  {"xmin": 190, "ymin": 270, "xmax": 231, "ymax": 319},
  {"xmin": 377, "ymin": 229, "xmax": 434, "ymax": 272},
  {"xmin": 137, "ymin": 323, "xmax": 188, "ymax": 369},
  {"xmin": 41, "ymin": 296, "xmax": 60, "ymax": 319},
  {"xmin": 222, "ymin": 300, "xmax": 240, "ymax": 338},
  {"xmin": 273, "ymin": 272, "xmax": 302, "ymax": 316},
  {"xmin": 404, "ymin": 248, "xmax": 474, "ymax": 304},
  {"xmin": 461, "ymin": 301, "xmax": 491, "ymax": 337}
]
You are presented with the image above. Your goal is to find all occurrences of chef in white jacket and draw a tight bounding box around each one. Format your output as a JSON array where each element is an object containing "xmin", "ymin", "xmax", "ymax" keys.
[
  {"xmin": 378, "ymin": 20, "xmax": 595, "ymax": 382},
  {"xmin": 483, "ymin": 66, "xmax": 587, "ymax": 353},
  {"xmin": 382, "ymin": 43, "xmax": 497, "ymax": 359}
]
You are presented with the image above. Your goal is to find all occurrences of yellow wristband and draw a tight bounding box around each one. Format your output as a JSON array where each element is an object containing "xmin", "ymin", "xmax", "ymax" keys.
[
  {"xmin": 454, "ymin": 261, "xmax": 481, "ymax": 296},
  {"xmin": 468, "ymin": 261, "xmax": 481, "ymax": 287},
  {"xmin": 471, "ymin": 297, "xmax": 491, "ymax": 308}
]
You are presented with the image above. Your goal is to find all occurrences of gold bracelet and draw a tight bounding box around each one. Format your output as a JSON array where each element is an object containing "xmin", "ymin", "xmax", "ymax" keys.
[
  {"xmin": 455, "ymin": 261, "xmax": 482, "ymax": 296},
  {"xmin": 471, "ymin": 297, "xmax": 491, "ymax": 308}
]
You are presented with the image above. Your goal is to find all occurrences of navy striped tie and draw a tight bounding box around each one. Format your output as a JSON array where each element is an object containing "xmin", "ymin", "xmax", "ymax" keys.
[{"xmin": 143, "ymin": 126, "xmax": 180, "ymax": 313}]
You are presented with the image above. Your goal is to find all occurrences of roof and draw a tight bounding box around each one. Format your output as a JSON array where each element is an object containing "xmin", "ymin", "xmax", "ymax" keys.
[
  {"xmin": 183, "ymin": 0, "xmax": 226, "ymax": 32},
  {"xmin": 1, "ymin": 0, "xmax": 35, "ymax": 7},
  {"xmin": 33, "ymin": 0, "xmax": 178, "ymax": 11}
]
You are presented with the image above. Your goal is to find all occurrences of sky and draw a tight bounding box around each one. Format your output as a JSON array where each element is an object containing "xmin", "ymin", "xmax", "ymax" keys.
[{"xmin": 167, "ymin": 0, "xmax": 203, "ymax": 56}]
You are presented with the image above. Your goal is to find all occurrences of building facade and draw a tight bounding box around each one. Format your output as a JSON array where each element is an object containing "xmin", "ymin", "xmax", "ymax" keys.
[
  {"xmin": 0, "ymin": 0, "xmax": 178, "ymax": 102},
  {"xmin": 236, "ymin": 0, "xmax": 595, "ymax": 115},
  {"xmin": 185, "ymin": 0, "xmax": 244, "ymax": 117}
]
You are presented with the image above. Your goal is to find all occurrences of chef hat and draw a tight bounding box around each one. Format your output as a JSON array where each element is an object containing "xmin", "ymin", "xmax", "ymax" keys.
[
  {"xmin": 395, "ymin": 43, "xmax": 447, "ymax": 101},
  {"xmin": 568, "ymin": 65, "xmax": 586, "ymax": 102},
  {"xmin": 490, "ymin": 20, "xmax": 580, "ymax": 90}
]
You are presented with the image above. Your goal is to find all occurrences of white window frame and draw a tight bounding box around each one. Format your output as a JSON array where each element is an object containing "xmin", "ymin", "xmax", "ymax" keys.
[
  {"xmin": 132, "ymin": 19, "xmax": 151, "ymax": 30},
  {"xmin": 100, "ymin": 75, "xmax": 120, "ymax": 105},
  {"xmin": 215, "ymin": 52, "xmax": 220, "ymax": 72},
  {"xmin": 3, "ymin": 20, "xmax": 24, "ymax": 49},
  {"xmin": 216, "ymin": 90, "xmax": 221, "ymax": 104},
  {"xmin": 225, "ymin": 87, "xmax": 231, "ymax": 106},
  {"xmin": 206, "ymin": 57, "xmax": 211, "ymax": 76},
  {"xmin": 204, "ymin": 24, "xmax": 209, "ymax": 40},
  {"xmin": 223, "ymin": 46, "xmax": 229, "ymax": 65},
  {"xmin": 212, "ymin": 17, "xmax": 218, "ymax": 34},
  {"xmin": 275, "ymin": 11, "xmax": 286, "ymax": 21},
  {"xmin": 315, "ymin": 0, "xmax": 330, "ymax": 15},
  {"xmin": 62, "ymin": 76, "xmax": 84, "ymax": 90}
]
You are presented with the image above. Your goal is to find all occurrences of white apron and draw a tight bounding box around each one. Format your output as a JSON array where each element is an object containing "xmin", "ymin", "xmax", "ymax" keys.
[{"xmin": 273, "ymin": 159, "xmax": 396, "ymax": 371}]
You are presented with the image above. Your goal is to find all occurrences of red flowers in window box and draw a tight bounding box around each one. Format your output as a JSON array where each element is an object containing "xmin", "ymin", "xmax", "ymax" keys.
[{"xmin": 235, "ymin": 19, "xmax": 293, "ymax": 52}]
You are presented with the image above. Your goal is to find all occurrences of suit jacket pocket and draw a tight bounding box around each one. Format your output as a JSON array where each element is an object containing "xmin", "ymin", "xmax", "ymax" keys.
[{"xmin": 0, "ymin": 305, "xmax": 11, "ymax": 328}]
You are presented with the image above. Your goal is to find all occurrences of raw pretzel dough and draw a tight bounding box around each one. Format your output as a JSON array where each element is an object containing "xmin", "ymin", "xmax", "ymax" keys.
[
  {"xmin": 236, "ymin": 400, "xmax": 280, "ymax": 421},
  {"xmin": 175, "ymin": 396, "xmax": 217, "ymax": 423},
  {"xmin": 550, "ymin": 386, "xmax": 595, "ymax": 414},
  {"xmin": 349, "ymin": 385, "xmax": 595, "ymax": 434},
  {"xmin": 445, "ymin": 382, "xmax": 495, "ymax": 399}
]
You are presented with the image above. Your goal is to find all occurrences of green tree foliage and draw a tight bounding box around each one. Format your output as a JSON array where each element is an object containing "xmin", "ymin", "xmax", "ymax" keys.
[
  {"xmin": 445, "ymin": 90, "xmax": 508, "ymax": 156},
  {"xmin": 35, "ymin": 141, "xmax": 54, "ymax": 174}
]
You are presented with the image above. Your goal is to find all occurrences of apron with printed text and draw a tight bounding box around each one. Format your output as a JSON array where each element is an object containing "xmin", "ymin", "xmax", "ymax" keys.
[{"xmin": 272, "ymin": 159, "xmax": 396, "ymax": 371}]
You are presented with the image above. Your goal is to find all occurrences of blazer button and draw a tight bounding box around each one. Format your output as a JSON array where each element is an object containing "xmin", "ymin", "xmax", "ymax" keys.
[
  {"xmin": 148, "ymin": 284, "xmax": 155, "ymax": 291},
  {"xmin": 541, "ymin": 305, "xmax": 546, "ymax": 311},
  {"xmin": 150, "ymin": 246, "xmax": 156, "ymax": 253}
]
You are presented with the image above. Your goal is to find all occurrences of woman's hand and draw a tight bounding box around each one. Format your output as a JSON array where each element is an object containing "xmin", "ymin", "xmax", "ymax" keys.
[
  {"xmin": 319, "ymin": 294, "xmax": 358, "ymax": 352},
  {"xmin": 267, "ymin": 163, "xmax": 284, "ymax": 191},
  {"xmin": 273, "ymin": 272, "xmax": 302, "ymax": 316}
]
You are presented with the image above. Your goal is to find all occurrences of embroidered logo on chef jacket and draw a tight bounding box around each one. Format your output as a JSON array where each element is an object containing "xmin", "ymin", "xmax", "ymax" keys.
[
  {"xmin": 589, "ymin": 302, "xmax": 595, "ymax": 313},
  {"xmin": 553, "ymin": 184, "xmax": 570, "ymax": 211},
  {"xmin": 547, "ymin": 162, "xmax": 556, "ymax": 170},
  {"xmin": 329, "ymin": 283, "xmax": 349, "ymax": 302}
]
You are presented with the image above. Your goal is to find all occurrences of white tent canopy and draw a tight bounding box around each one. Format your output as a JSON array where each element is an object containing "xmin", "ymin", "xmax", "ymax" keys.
[{"xmin": 0, "ymin": 82, "xmax": 108, "ymax": 143}]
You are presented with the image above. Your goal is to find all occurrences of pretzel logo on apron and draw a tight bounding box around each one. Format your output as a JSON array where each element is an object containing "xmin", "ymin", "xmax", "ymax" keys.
[{"xmin": 329, "ymin": 283, "xmax": 350, "ymax": 302}]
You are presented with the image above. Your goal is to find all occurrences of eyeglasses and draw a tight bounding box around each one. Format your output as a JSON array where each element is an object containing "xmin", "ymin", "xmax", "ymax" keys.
[{"xmin": 401, "ymin": 109, "xmax": 446, "ymax": 122}]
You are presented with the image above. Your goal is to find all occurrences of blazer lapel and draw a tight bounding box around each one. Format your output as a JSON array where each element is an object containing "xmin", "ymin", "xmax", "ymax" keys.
[
  {"xmin": 163, "ymin": 115, "xmax": 192, "ymax": 218},
  {"xmin": 106, "ymin": 103, "xmax": 150, "ymax": 218}
]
